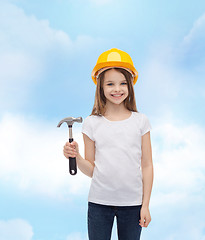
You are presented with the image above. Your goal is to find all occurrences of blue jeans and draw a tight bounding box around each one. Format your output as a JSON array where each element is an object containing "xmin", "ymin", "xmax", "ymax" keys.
[{"xmin": 88, "ymin": 201, "xmax": 142, "ymax": 240}]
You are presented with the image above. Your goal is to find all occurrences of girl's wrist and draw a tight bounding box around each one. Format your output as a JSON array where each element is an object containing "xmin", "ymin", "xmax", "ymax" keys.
[
  {"xmin": 142, "ymin": 203, "xmax": 149, "ymax": 208},
  {"xmin": 76, "ymin": 152, "xmax": 81, "ymax": 161}
]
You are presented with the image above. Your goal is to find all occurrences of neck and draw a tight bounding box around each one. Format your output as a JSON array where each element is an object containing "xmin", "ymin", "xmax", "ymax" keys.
[{"xmin": 104, "ymin": 102, "xmax": 129, "ymax": 116}]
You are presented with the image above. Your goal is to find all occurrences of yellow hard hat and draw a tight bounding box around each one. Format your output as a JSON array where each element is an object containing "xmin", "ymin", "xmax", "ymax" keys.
[{"xmin": 91, "ymin": 48, "xmax": 138, "ymax": 85}]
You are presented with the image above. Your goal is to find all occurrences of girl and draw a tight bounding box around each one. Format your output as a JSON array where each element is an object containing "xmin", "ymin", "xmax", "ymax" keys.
[{"xmin": 63, "ymin": 48, "xmax": 153, "ymax": 240}]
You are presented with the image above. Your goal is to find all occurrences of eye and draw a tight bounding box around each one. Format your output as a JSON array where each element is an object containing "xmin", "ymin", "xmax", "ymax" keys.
[{"xmin": 106, "ymin": 82, "xmax": 127, "ymax": 86}]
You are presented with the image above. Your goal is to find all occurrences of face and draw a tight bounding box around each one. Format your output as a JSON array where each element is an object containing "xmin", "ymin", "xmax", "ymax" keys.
[{"xmin": 103, "ymin": 69, "xmax": 129, "ymax": 106}]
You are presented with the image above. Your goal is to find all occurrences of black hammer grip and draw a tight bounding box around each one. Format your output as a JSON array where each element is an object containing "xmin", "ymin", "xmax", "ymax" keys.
[{"xmin": 69, "ymin": 138, "xmax": 77, "ymax": 175}]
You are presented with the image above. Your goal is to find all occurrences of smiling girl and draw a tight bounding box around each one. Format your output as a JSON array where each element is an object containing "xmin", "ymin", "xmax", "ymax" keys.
[{"xmin": 63, "ymin": 48, "xmax": 154, "ymax": 240}]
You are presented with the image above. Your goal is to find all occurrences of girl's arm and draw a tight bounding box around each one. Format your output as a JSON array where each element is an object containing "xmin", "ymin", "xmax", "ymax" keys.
[
  {"xmin": 141, "ymin": 131, "xmax": 154, "ymax": 207},
  {"xmin": 76, "ymin": 153, "xmax": 94, "ymax": 178},
  {"xmin": 76, "ymin": 133, "xmax": 95, "ymax": 178},
  {"xmin": 139, "ymin": 131, "xmax": 153, "ymax": 227}
]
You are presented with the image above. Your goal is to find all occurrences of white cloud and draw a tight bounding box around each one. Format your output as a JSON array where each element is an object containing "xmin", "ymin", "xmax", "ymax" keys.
[
  {"xmin": 0, "ymin": 219, "xmax": 33, "ymax": 240},
  {"xmin": 138, "ymin": 13, "xmax": 205, "ymax": 112},
  {"xmin": 0, "ymin": 112, "xmax": 91, "ymax": 200},
  {"xmin": 0, "ymin": 1, "xmax": 104, "ymax": 110},
  {"xmin": 180, "ymin": 12, "xmax": 205, "ymax": 71},
  {"xmin": 183, "ymin": 13, "xmax": 205, "ymax": 44},
  {"xmin": 164, "ymin": 219, "xmax": 205, "ymax": 240},
  {"xmin": 0, "ymin": 1, "xmax": 71, "ymax": 110},
  {"xmin": 0, "ymin": 2, "xmax": 72, "ymax": 53},
  {"xmin": 151, "ymin": 114, "xmax": 205, "ymax": 207},
  {"xmin": 140, "ymin": 113, "xmax": 205, "ymax": 239}
]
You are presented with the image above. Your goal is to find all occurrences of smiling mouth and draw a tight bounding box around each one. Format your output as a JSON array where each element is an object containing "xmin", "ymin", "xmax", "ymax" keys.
[{"xmin": 111, "ymin": 94, "xmax": 123, "ymax": 98}]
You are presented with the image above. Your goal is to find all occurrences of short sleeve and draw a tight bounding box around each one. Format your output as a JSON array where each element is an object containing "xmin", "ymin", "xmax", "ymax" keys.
[
  {"xmin": 141, "ymin": 113, "xmax": 152, "ymax": 136},
  {"xmin": 81, "ymin": 116, "xmax": 94, "ymax": 141}
]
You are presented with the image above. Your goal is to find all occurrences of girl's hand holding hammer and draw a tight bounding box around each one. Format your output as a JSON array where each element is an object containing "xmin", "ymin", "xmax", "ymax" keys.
[{"xmin": 63, "ymin": 141, "xmax": 79, "ymax": 159}]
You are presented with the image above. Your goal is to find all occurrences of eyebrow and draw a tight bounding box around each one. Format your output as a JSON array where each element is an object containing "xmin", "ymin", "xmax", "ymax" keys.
[{"xmin": 105, "ymin": 79, "xmax": 127, "ymax": 83}]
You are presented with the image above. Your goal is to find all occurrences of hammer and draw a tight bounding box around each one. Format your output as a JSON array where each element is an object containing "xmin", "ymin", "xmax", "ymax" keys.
[{"xmin": 57, "ymin": 117, "xmax": 83, "ymax": 175}]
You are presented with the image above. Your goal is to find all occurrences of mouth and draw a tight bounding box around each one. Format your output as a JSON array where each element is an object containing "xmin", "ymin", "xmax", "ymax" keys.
[{"xmin": 111, "ymin": 94, "xmax": 124, "ymax": 98}]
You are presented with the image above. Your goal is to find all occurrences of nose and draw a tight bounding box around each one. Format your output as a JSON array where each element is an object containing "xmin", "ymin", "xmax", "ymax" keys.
[{"xmin": 114, "ymin": 84, "xmax": 121, "ymax": 92}]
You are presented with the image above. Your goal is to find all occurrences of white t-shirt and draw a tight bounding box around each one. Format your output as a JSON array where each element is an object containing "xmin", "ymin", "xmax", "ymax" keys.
[{"xmin": 81, "ymin": 111, "xmax": 152, "ymax": 206}]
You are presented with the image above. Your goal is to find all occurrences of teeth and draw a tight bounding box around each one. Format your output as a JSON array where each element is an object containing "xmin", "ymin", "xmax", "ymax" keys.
[{"xmin": 112, "ymin": 94, "xmax": 122, "ymax": 97}]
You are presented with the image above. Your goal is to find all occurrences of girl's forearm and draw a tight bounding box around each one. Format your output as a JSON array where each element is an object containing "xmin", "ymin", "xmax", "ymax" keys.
[
  {"xmin": 142, "ymin": 164, "xmax": 154, "ymax": 207},
  {"xmin": 76, "ymin": 153, "xmax": 95, "ymax": 178}
]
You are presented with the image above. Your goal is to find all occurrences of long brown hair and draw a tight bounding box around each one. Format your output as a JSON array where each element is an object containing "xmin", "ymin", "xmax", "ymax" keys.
[{"xmin": 90, "ymin": 67, "xmax": 138, "ymax": 116}]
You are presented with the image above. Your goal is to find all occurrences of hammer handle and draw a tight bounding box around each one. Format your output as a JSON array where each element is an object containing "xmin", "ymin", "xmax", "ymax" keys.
[{"xmin": 69, "ymin": 138, "xmax": 77, "ymax": 175}]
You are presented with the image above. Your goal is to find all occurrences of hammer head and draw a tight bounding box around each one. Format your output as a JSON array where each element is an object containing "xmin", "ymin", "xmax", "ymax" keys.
[{"xmin": 57, "ymin": 117, "xmax": 83, "ymax": 128}]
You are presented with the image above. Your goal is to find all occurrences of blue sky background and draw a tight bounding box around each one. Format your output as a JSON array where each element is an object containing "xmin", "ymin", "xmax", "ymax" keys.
[{"xmin": 0, "ymin": 0, "xmax": 205, "ymax": 239}]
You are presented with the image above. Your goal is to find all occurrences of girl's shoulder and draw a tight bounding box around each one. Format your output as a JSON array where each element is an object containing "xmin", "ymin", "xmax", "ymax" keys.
[
  {"xmin": 133, "ymin": 111, "xmax": 149, "ymax": 118},
  {"xmin": 83, "ymin": 114, "xmax": 102, "ymax": 123},
  {"xmin": 85, "ymin": 114, "xmax": 102, "ymax": 119},
  {"xmin": 132, "ymin": 112, "xmax": 151, "ymax": 126},
  {"xmin": 132, "ymin": 111, "xmax": 146, "ymax": 119}
]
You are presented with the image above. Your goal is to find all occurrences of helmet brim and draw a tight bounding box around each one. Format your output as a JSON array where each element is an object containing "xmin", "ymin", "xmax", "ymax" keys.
[{"xmin": 91, "ymin": 62, "xmax": 138, "ymax": 85}]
